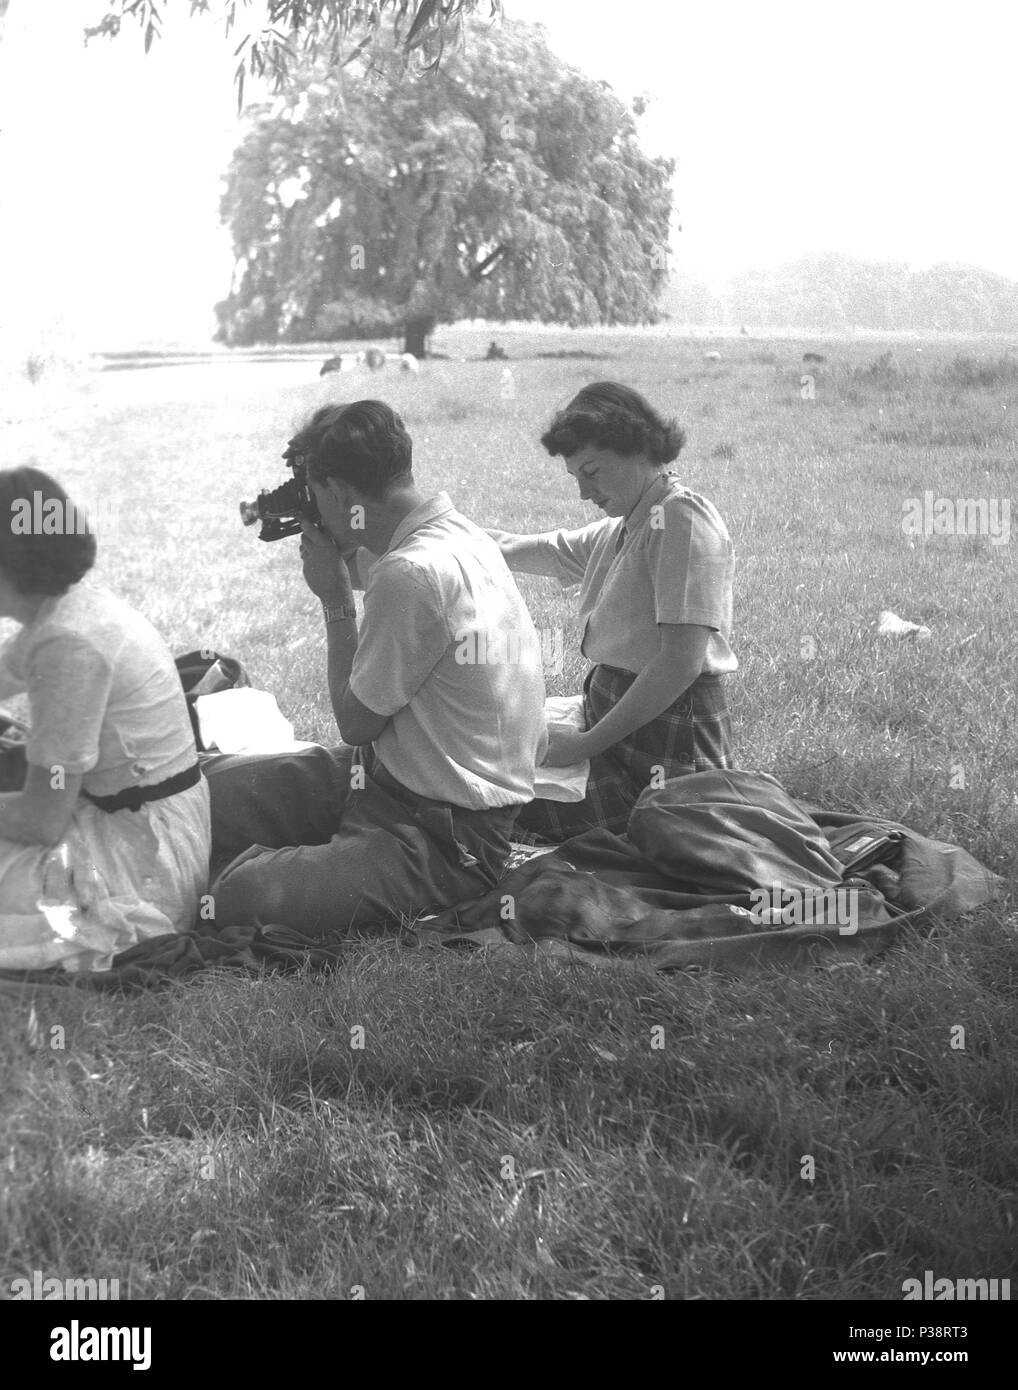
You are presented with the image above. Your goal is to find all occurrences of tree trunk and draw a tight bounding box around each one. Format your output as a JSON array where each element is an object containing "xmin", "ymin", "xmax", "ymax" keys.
[{"xmin": 403, "ymin": 314, "xmax": 435, "ymax": 359}]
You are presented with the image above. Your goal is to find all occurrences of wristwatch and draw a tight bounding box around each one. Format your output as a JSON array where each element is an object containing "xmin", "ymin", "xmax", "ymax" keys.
[{"xmin": 322, "ymin": 602, "xmax": 357, "ymax": 624}]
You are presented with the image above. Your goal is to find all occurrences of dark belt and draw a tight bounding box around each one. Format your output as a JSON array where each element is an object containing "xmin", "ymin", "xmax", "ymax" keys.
[
  {"xmin": 83, "ymin": 763, "xmax": 202, "ymax": 814},
  {"xmin": 593, "ymin": 665, "xmax": 727, "ymax": 686}
]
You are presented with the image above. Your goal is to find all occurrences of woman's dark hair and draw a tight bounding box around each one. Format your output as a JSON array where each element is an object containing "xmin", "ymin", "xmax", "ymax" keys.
[
  {"xmin": 540, "ymin": 382, "xmax": 686, "ymax": 463},
  {"xmin": 0, "ymin": 466, "xmax": 97, "ymax": 597},
  {"xmin": 294, "ymin": 400, "xmax": 413, "ymax": 500}
]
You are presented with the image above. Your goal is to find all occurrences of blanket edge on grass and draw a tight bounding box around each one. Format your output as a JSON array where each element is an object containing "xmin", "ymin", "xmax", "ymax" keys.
[{"xmin": 0, "ymin": 772, "xmax": 1002, "ymax": 991}]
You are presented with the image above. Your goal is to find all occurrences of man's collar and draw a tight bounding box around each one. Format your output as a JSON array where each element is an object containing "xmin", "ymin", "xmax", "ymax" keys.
[
  {"xmin": 384, "ymin": 492, "xmax": 455, "ymax": 554},
  {"xmin": 624, "ymin": 471, "xmax": 679, "ymax": 531}
]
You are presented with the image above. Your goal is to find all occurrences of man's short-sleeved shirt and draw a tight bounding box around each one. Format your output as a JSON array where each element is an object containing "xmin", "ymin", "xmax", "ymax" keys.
[
  {"xmin": 348, "ymin": 494, "xmax": 547, "ymax": 810},
  {"xmin": 507, "ymin": 473, "xmax": 737, "ymax": 675}
]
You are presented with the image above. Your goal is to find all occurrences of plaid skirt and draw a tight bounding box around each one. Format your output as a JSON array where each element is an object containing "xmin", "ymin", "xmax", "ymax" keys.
[{"xmin": 515, "ymin": 664, "xmax": 734, "ymax": 843}]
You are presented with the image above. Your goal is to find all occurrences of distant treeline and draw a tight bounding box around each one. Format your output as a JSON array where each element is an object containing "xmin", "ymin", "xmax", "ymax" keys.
[{"xmin": 662, "ymin": 254, "xmax": 1018, "ymax": 332}]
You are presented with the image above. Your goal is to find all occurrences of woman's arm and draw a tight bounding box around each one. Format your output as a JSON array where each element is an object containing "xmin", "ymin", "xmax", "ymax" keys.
[
  {"xmin": 485, "ymin": 528, "xmax": 553, "ymax": 575},
  {"xmin": 485, "ymin": 526, "xmax": 601, "ymax": 580},
  {"xmin": 0, "ymin": 762, "xmax": 83, "ymax": 846},
  {"xmin": 9, "ymin": 632, "xmax": 112, "ymax": 840},
  {"xmin": 543, "ymin": 624, "xmax": 709, "ymax": 766}
]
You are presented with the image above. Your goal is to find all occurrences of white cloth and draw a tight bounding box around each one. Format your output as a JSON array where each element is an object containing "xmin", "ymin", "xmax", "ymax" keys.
[
  {"xmin": 534, "ymin": 695, "xmax": 590, "ymax": 802},
  {"xmin": 0, "ymin": 777, "xmax": 210, "ymax": 973},
  {"xmin": 193, "ymin": 687, "xmax": 316, "ymax": 755}
]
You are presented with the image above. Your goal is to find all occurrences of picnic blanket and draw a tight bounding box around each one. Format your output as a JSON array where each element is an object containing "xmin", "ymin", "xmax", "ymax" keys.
[
  {"xmin": 0, "ymin": 769, "xmax": 1000, "ymax": 992},
  {"xmin": 416, "ymin": 770, "xmax": 999, "ymax": 972}
]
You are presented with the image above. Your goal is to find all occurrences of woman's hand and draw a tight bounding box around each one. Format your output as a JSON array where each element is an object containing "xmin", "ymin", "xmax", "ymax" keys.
[
  {"xmin": 541, "ymin": 724, "xmax": 591, "ymax": 768},
  {"xmin": 299, "ymin": 520, "xmax": 354, "ymax": 603}
]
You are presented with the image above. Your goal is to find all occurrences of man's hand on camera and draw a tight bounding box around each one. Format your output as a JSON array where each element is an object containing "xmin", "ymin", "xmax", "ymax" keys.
[{"xmin": 299, "ymin": 519, "xmax": 354, "ymax": 603}]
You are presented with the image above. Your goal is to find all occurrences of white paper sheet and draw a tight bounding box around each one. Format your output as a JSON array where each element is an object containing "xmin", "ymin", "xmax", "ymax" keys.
[
  {"xmin": 194, "ymin": 688, "xmax": 316, "ymax": 755},
  {"xmin": 534, "ymin": 694, "xmax": 590, "ymax": 802}
]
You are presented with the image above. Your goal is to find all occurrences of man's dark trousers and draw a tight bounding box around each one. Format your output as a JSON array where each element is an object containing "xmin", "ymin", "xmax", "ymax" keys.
[{"xmin": 202, "ymin": 744, "xmax": 517, "ymax": 936}]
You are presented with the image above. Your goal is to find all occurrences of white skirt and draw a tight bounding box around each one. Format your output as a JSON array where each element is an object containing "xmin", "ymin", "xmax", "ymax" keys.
[{"xmin": 0, "ymin": 777, "xmax": 211, "ymax": 973}]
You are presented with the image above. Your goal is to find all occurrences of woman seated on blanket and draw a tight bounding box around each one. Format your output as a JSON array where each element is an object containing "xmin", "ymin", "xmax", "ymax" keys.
[
  {"xmin": 488, "ymin": 382, "xmax": 737, "ymax": 842},
  {"xmin": 0, "ymin": 467, "xmax": 210, "ymax": 972}
]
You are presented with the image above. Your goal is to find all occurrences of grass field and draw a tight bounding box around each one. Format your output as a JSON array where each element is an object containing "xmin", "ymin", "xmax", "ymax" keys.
[{"xmin": 1, "ymin": 327, "xmax": 1016, "ymax": 1300}]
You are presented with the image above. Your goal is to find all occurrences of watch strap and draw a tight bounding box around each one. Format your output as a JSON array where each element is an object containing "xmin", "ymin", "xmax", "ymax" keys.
[{"xmin": 322, "ymin": 602, "xmax": 357, "ymax": 623}]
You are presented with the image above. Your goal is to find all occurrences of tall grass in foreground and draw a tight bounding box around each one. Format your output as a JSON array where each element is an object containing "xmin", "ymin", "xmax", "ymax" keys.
[{"xmin": 1, "ymin": 330, "xmax": 1016, "ymax": 1298}]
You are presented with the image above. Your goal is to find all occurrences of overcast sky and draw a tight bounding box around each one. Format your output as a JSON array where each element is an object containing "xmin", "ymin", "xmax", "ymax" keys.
[{"xmin": 1, "ymin": 0, "xmax": 1015, "ymax": 347}]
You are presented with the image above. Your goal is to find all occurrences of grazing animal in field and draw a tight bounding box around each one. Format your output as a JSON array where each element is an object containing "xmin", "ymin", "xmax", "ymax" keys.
[
  {"xmin": 320, "ymin": 352, "xmax": 364, "ymax": 377},
  {"xmin": 703, "ymin": 350, "xmax": 722, "ymax": 363},
  {"xmin": 803, "ymin": 352, "xmax": 827, "ymax": 364},
  {"xmin": 400, "ymin": 353, "xmax": 420, "ymax": 374}
]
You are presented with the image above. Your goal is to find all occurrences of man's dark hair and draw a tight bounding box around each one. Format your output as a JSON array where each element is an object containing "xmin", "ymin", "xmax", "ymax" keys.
[
  {"xmin": 540, "ymin": 381, "xmax": 686, "ymax": 463},
  {"xmin": 294, "ymin": 400, "xmax": 413, "ymax": 499},
  {"xmin": 0, "ymin": 466, "xmax": 97, "ymax": 597}
]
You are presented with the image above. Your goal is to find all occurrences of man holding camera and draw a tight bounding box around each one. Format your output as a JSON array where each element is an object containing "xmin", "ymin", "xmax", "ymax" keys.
[{"xmin": 204, "ymin": 400, "xmax": 547, "ymax": 937}]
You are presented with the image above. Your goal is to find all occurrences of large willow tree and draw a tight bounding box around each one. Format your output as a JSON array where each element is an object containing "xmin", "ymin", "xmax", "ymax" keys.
[
  {"xmin": 215, "ymin": 18, "xmax": 674, "ymax": 352},
  {"xmin": 85, "ymin": 0, "xmax": 503, "ymax": 103}
]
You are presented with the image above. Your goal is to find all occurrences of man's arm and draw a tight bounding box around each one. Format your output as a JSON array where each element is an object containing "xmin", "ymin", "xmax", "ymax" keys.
[
  {"xmin": 323, "ymin": 612, "xmax": 390, "ymax": 746},
  {"xmin": 300, "ymin": 521, "xmax": 389, "ymax": 745}
]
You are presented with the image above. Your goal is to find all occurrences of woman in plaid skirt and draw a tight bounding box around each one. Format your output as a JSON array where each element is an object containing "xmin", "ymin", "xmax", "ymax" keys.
[{"xmin": 488, "ymin": 382, "xmax": 737, "ymax": 842}]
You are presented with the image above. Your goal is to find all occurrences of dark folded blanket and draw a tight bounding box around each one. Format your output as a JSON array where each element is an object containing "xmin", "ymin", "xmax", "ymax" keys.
[
  {"xmin": 417, "ymin": 771, "xmax": 998, "ymax": 971},
  {"xmin": 0, "ymin": 770, "xmax": 1000, "ymax": 991}
]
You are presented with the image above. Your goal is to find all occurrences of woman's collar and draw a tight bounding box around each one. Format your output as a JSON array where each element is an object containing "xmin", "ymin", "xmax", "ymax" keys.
[{"xmin": 624, "ymin": 470, "xmax": 676, "ymax": 526}]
